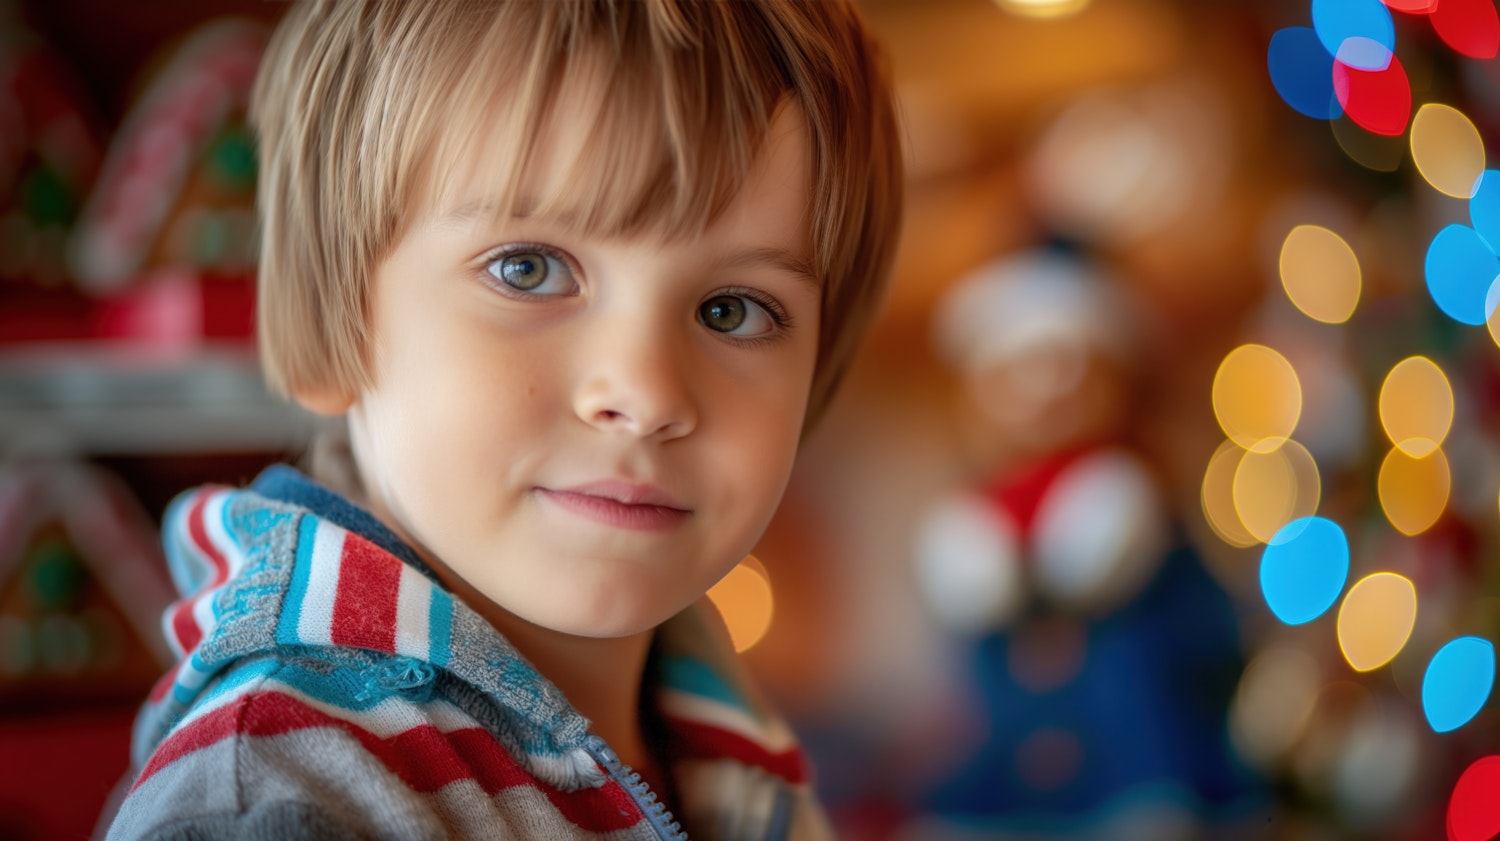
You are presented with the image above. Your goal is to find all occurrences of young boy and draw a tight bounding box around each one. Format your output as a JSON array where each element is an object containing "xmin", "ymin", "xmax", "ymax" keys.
[{"xmin": 104, "ymin": 1, "xmax": 901, "ymax": 839}]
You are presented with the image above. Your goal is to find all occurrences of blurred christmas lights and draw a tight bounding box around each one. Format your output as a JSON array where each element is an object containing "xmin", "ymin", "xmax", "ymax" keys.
[
  {"xmin": 1430, "ymin": 0, "xmax": 1500, "ymax": 59},
  {"xmin": 706, "ymin": 555, "xmax": 774, "ymax": 653},
  {"xmin": 1212, "ymin": 344, "xmax": 1303, "ymax": 453},
  {"xmin": 1202, "ymin": 440, "xmax": 1261, "ymax": 549},
  {"xmin": 1279, "ymin": 224, "xmax": 1362, "ymax": 323},
  {"xmin": 1377, "ymin": 446, "xmax": 1451, "ymax": 535},
  {"xmin": 1253, "ymin": 1, "xmax": 1500, "ymax": 833},
  {"xmin": 990, "ymin": 0, "xmax": 1090, "ymax": 20},
  {"xmin": 1449, "ymin": 756, "xmax": 1500, "ymax": 841},
  {"xmin": 1421, "ymin": 636, "xmax": 1495, "ymax": 733},
  {"xmin": 1260, "ymin": 516, "xmax": 1350, "ymax": 626},
  {"xmin": 1313, "ymin": 0, "xmax": 1396, "ymax": 70},
  {"xmin": 1234, "ymin": 441, "xmax": 1323, "ymax": 544},
  {"xmin": 1425, "ymin": 224, "xmax": 1499, "ymax": 326},
  {"xmin": 1378, "ymin": 356, "xmax": 1453, "ymax": 457},
  {"xmin": 1333, "ymin": 51, "xmax": 1412, "ymax": 135},
  {"xmin": 1336, "ymin": 573, "xmax": 1417, "ymax": 672},
  {"xmin": 1410, "ymin": 104, "xmax": 1486, "ymax": 198}
]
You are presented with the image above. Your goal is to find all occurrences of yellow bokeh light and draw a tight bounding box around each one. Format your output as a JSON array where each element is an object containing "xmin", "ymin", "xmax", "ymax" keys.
[
  {"xmin": 992, "ymin": 0, "xmax": 1091, "ymax": 18},
  {"xmin": 1336, "ymin": 573, "xmax": 1417, "ymax": 672},
  {"xmin": 1378, "ymin": 356, "xmax": 1453, "ymax": 457},
  {"xmin": 707, "ymin": 555, "xmax": 774, "ymax": 653},
  {"xmin": 1278, "ymin": 225, "xmax": 1361, "ymax": 324},
  {"xmin": 1378, "ymin": 447, "xmax": 1451, "ymax": 536},
  {"xmin": 1410, "ymin": 104, "xmax": 1486, "ymax": 198},
  {"xmin": 1212, "ymin": 345, "xmax": 1303, "ymax": 453},
  {"xmin": 1487, "ymin": 301, "xmax": 1500, "ymax": 351},
  {"xmin": 1232, "ymin": 439, "xmax": 1321, "ymax": 543},
  {"xmin": 1202, "ymin": 439, "xmax": 1258, "ymax": 548}
]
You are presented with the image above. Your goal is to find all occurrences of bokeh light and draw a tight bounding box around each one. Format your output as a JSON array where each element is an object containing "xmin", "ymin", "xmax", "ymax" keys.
[
  {"xmin": 1449, "ymin": 756, "xmax": 1500, "ymax": 841},
  {"xmin": 1431, "ymin": 0, "xmax": 1500, "ymax": 60},
  {"xmin": 1378, "ymin": 446, "xmax": 1451, "ymax": 536},
  {"xmin": 1269, "ymin": 27, "xmax": 1343, "ymax": 120},
  {"xmin": 1213, "ymin": 344, "xmax": 1303, "ymax": 453},
  {"xmin": 992, "ymin": 0, "xmax": 1091, "ymax": 18},
  {"xmin": 1256, "ymin": 0, "xmax": 1500, "ymax": 831},
  {"xmin": 1279, "ymin": 224, "xmax": 1362, "ymax": 323},
  {"xmin": 1379, "ymin": 0, "xmax": 1436, "ymax": 12},
  {"xmin": 1202, "ymin": 439, "xmax": 1260, "ymax": 548},
  {"xmin": 1261, "ymin": 516, "xmax": 1349, "ymax": 626},
  {"xmin": 1333, "ymin": 51, "xmax": 1411, "ymax": 136},
  {"xmin": 1422, "ymin": 636, "xmax": 1494, "ymax": 733},
  {"xmin": 1337, "ymin": 572, "xmax": 1417, "ymax": 672},
  {"xmin": 1425, "ymin": 224, "xmax": 1500, "ymax": 326},
  {"xmin": 1314, "ymin": 0, "xmax": 1396, "ymax": 70},
  {"xmin": 1410, "ymin": 104, "xmax": 1486, "ymax": 198},
  {"xmin": 1229, "ymin": 646, "xmax": 1322, "ymax": 769},
  {"xmin": 1378, "ymin": 356, "xmax": 1454, "ymax": 456},
  {"xmin": 1472, "ymin": 170, "xmax": 1500, "ymax": 252},
  {"xmin": 706, "ymin": 555, "xmax": 774, "ymax": 653},
  {"xmin": 1233, "ymin": 440, "xmax": 1322, "ymax": 543}
]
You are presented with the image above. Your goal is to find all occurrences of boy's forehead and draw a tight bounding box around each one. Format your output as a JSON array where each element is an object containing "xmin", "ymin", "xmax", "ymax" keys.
[{"xmin": 418, "ymin": 78, "xmax": 817, "ymax": 265}]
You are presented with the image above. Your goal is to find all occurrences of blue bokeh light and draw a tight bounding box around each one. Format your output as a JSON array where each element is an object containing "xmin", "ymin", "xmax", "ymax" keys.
[
  {"xmin": 1268, "ymin": 27, "xmax": 1343, "ymax": 120},
  {"xmin": 1260, "ymin": 516, "xmax": 1349, "ymax": 626},
  {"xmin": 1425, "ymin": 224, "xmax": 1500, "ymax": 326},
  {"xmin": 1313, "ymin": 0, "xmax": 1396, "ymax": 70},
  {"xmin": 1422, "ymin": 636, "xmax": 1495, "ymax": 733},
  {"xmin": 1470, "ymin": 170, "xmax": 1500, "ymax": 252}
]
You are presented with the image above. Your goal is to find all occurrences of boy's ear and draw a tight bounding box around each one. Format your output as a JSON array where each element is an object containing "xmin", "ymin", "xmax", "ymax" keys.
[{"xmin": 291, "ymin": 383, "xmax": 357, "ymax": 416}]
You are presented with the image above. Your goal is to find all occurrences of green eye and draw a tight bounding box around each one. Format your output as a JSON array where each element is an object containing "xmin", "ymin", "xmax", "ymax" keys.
[
  {"xmin": 699, "ymin": 296, "xmax": 747, "ymax": 333},
  {"xmin": 499, "ymin": 253, "xmax": 548, "ymax": 290}
]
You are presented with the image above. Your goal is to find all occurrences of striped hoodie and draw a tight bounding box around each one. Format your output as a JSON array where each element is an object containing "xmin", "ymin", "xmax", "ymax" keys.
[{"xmin": 106, "ymin": 465, "xmax": 830, "ymax": 841}]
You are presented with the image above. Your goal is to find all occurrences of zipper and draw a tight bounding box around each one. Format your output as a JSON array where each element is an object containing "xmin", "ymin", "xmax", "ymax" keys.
[{"xmin": 584, "ymin": 734, "xmax": 689, "ymax": 841}]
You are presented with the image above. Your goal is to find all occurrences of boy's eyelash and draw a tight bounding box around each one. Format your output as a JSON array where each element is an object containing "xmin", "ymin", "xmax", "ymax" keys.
[
  {"xmin": 719, "ymin": 286, "xmax": 792, "ymax": 329},
  {"xmin": 478, "ymin": 242, "xmax": 572, "ymax": 272},
  {"xmin": 474, "ymin": 247, "xmax": 794, "ymax": 333}
]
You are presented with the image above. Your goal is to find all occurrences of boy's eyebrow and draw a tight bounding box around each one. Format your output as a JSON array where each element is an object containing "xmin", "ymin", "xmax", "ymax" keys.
[
  {"xmin": 433, "ymin": 199, "xmax": 563, "ymax": 229},
  {"xmin": 716, "ymin": 246, "xmax": 821, "ymax": 291}
]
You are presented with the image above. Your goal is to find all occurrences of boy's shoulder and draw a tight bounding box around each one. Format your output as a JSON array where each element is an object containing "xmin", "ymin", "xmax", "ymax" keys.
[
  {"xmin": 113, "ymin": 636, "xmax": 654, "ymax": 840},
  {"xmin": 146, "ymin": 470, "xmax": 598, "ymax": 766},
  {"xmin": 116, "ymin": 468, "xmax": 831, "ymax": 841}
]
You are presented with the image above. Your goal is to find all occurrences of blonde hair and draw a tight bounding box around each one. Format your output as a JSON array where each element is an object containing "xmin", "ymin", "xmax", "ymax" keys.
[{"xmin": 250, "ymin": 0, "xmax": 902, "ymax": 425}]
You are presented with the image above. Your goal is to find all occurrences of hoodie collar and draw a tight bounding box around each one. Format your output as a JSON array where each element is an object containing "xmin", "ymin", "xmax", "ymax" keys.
[{"xmin": 159, "ymin": 465, "xmax": 808, "ymax": 795}]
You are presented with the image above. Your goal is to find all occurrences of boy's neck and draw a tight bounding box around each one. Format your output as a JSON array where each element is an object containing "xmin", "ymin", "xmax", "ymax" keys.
[
  {"xmin": 426, "ymin": 555, "xmax": 659, "ymax": 770},
  {"xmin": 486, "ymin": 609, "xmax": 658, "ymax": 770}
]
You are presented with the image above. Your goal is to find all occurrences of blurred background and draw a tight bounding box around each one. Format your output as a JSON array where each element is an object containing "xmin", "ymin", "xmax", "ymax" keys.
[{"xmin": 4, "ymin": 0, "xmax": 1500, "ymax": 838}]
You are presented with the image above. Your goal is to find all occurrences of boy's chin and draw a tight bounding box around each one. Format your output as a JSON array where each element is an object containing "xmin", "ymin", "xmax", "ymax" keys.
[{"xmin": 499, "ymin": 589, "xmax": 687, "ymax": 642}]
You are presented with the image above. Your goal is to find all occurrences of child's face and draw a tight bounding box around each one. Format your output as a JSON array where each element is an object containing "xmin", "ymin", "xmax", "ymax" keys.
[{"xmin": 329, "ymin": 97, "xmax": 819, "ymax": 640}]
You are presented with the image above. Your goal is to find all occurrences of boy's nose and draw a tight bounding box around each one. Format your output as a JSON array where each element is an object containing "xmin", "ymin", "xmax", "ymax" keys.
[{"xmin": 572, "ymin": 327, "xmax": 699, "ymax": 441}]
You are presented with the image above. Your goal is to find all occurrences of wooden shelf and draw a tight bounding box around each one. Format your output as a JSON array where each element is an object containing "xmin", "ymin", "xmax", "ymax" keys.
[{"xmin": 0, "ymin": 343, "xmax": 319, "ymax": 456}]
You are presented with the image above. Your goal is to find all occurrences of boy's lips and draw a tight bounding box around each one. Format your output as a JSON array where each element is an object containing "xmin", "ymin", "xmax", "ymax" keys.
[{"xmin": 537, "ymin": 480, "xmax": 691, "ymax": 532}]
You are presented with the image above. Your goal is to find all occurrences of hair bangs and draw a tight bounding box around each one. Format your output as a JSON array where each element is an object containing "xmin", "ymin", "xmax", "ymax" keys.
[{"xmin": 420, "ymin": 2, "xmax": 784, "ymax": 245}]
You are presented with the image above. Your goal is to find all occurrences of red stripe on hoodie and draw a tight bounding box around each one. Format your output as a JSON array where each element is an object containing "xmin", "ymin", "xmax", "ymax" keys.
[
  {"xmin": 186, "ymin": 490, "xmax": 230, "ymax": 581},
  {"xmin": 668, "ymin": 718, "xmax": 809, "ymax": 785},
  {"xmin": 134, "ymin": 689, "xmax": 643, "ymax": 832},
  {"xmin": 330, "ymin": 532, "xmax": 401, "ymax": 653}
]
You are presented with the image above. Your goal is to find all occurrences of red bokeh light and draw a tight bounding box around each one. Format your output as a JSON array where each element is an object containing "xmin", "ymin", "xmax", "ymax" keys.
[
  {"xmin": 1450, "ymin": 756, "xmax": 1500, "ymax": 841},
  {"xmin": 1332, "ymin": 53, "xmax": 1412, "ymax": 136},
  {"xmin": 1380, "ymin": 0, "xmax": 1437, "ymax": 13},
  {"xmin": 1431, "ymin": 0, "xmax": 1500, "ymax": 59}
]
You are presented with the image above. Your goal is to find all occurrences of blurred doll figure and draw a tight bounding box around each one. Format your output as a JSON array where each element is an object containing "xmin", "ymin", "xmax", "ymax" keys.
[{"xmin": 909, "ymin": 248, "xmax": 1255, "ymax": 841}]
